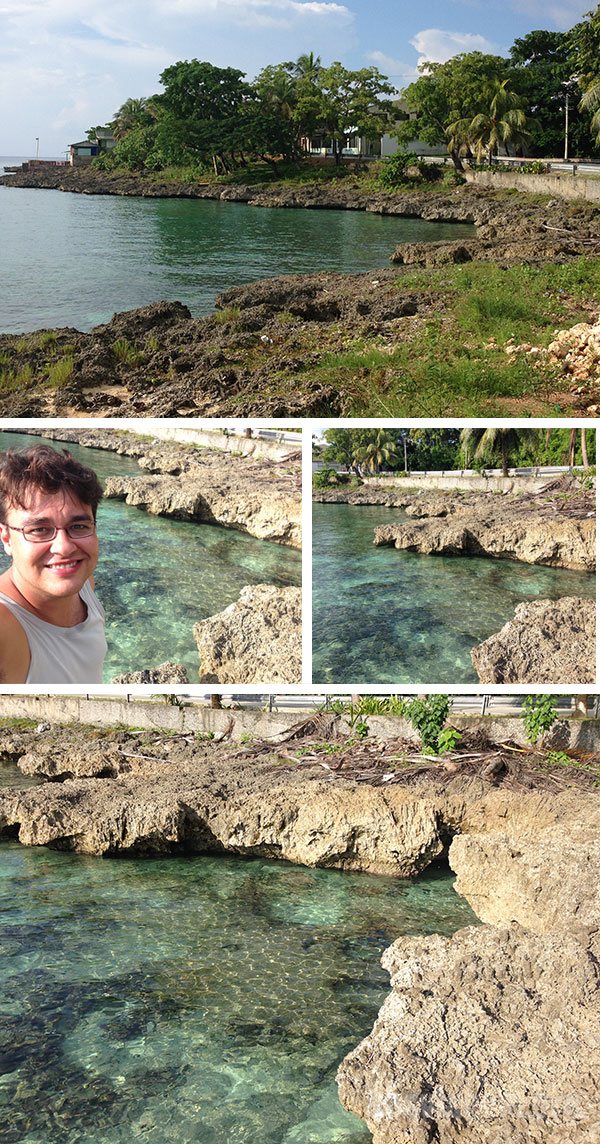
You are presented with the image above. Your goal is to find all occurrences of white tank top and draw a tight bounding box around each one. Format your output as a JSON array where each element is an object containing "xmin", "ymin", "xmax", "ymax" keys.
[{"xmin": 0, "ymin": 580, "xmax": 107, "ymax": 684}]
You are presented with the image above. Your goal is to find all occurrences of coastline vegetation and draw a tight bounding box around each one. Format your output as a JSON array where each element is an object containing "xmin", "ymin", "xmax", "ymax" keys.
[
  {"xmin": 314, "ymin": 426, "xmax": 595, "ymax": 479},
  {"xmin": 84, "ymin": 7, "xmax": 600, "ymax": 182},
  {"xmin": 306, "ymin": 258, "xmax": 600, "ymax": 416},
  {"xmin": 0, "ymin": 256, "xmax": 597, "ymax": 415}
]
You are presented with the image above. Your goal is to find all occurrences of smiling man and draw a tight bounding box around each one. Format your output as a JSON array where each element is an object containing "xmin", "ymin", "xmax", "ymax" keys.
[{"xmin": 0, "ymin": 445, "xmax": 107, "ymax": 684}]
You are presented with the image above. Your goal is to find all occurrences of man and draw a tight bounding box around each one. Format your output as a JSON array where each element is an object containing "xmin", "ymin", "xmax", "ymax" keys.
[{"xmin": 0, "ymin": 444, "xmax": 107, "ymax": 683}]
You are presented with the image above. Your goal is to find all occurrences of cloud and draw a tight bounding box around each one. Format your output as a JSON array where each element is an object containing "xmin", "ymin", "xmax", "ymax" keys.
[
  {"xmin": 508, "ymin": 1, "xmax": 590, "ymax": 31},
  {"xmin": 157, "ymin": 0, "xmax": 352, "ymax": 26},
  {"xmin": 0, "ymin": 0, "xmax": 357, "ymax": 152},
  {"xmin": 410, "ymin": 28, "xmax": 499, "ymax": 66},
  {"xmin": 365, "ymin": 50, "xmax": 418, "ymax": 85}
]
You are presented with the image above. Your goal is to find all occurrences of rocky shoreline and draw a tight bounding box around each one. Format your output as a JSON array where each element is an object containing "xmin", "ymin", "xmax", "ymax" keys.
[
  {"xmin": 1, "ymin": 178, "xmax": 599, "ymax": 416},
  {"xmin": 366, "ymin": 482, "xmax": 596, "ymax": 571},
  {"xmin": 315, "ymin": 480, "xmax": 596, "ymax": 682},
  {"xmin": 0, "ymin": 719, "xmax": 598, "ymax": 1142},
  {"xmin": 17, "ymin": 427, "xmax": 302, "ymax": 547}
]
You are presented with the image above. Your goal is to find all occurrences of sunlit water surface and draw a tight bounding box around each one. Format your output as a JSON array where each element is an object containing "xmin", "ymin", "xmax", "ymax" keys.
[
  {"xmin": 312, "ymin": 503, "xmax": 595, "ymax": 683},
  {"xmin": 0, "ymin": 841, "xmax": 477, "ymax": 1143},
  {"xmin": 0, "ymin": 432, "xmax": 301, "ymax": 680},
  {"xmin": 0, "ymin": 179, "xmax": 475, "ymax": 332}
]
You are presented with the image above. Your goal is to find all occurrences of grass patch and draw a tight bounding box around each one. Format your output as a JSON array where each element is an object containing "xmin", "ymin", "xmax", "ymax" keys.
[
  {"xmin": 213, "ymin": 306, "xmax": 241, "ymax": 325},
  {"xmin": 0, "ymin": 364, "xmax": 34, "ymax": 393},
  {"xmin": 13, "ymin": 337, "xmax": 31, "ymax": 353},
  {"xmin": 113, "ymin": 337, "xmax": 143, "ymax": 365},
  {"xmin": 308, "ymin": 258, "xmax": 600, "ymax": 415},
  {"xmin": 45, "ymin": 357, "xmax": 74, "ymax": 387},
  {"xmin": 0, "ymin": 717, "xmax": 39, "ymax": 730},
  {"xmin": 35, "ymin": 331, "xmax": 58, "ymax": 349}
]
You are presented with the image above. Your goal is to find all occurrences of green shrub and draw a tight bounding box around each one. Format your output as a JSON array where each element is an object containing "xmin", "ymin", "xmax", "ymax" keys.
[
  {"xmin": 378, "ymin": 151, "xmax": 418, "ymax": 188},
  {"xmin": 113, "ymin": 337, "xmax": 142, "ymax": 364},
  {"xmin": 46, "ymin": 357, "xmax": 74, "ymax": 386},
  {"xmin": 415, "ymin": 159, "xmax": 443, "ymax": 182},
  {"xmin": 213, "ymin": 306, "xmax": 241, "ymax": 325},
  {"xmin": 313, "ymin": 467, "xmax": 339, "ymax": 488},
  {"xmin": 522, "ymin": 695, "xmax": 557, "ymax": 746},
  {"xmin": 402, "ymin": 695, "xmax": 460, "ymax": 754}
]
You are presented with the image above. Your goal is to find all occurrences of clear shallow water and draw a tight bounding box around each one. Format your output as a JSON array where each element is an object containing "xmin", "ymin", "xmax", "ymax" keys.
[
  {"xmin": 0, "ymin": 432, "xmax": 301, "ymax": 681},
  {"xmin": 0, "ymin": 185, "xmax": 475, "ymax": 332},
  {"xmin": 312, "ymin": 503, "xmax": 596, "ymax": 684},
  {"xmin": 0, "ymin": 842, "xmax": 477, "ymax": 1143},
  {"xmin": 0, "ymin": 758, "xmax": 42, "ymax": 789}
]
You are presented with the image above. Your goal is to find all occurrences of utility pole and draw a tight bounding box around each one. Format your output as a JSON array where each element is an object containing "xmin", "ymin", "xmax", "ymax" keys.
[{"xmin": 563, "ymin": 76, "xmax": 580, "ymax": 164}]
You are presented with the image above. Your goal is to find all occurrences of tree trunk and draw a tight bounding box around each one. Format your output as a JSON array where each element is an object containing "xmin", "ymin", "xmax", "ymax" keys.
[
  {"xmin": 450, "ymin": 148, "xmax": 465, "ymax": 172},
  {"xmin": 568, "ymin": 428, "xmax": 577, "ymax": 467},
  {"xmin": 581, "ymin": 428, "xmax": 589, "ymax": 468}
]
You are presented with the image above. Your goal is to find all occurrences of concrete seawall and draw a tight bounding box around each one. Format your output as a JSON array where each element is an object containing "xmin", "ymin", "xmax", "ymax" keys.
[
  {"xmin": 1, "ymin": 694, "xmax": 599, "ymax": 750},
  {"xmin": 465, "ymin": 168, "xmax": 600, "ymax": 203},
  {"xmin": 361, "ymin": 473, "xmax": 569, "ymax": 493}
]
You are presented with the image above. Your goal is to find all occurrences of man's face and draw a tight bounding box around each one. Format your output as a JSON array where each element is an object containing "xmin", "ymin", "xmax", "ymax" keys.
[{"xmin": 0, "ymin": 488, "xmax": 99, "ymax": 603}]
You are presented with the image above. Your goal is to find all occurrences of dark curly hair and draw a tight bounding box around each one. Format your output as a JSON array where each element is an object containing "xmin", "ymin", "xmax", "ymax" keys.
[{"xmin": 0, "ymin": 445, "xmax": 103, "ymax": 522}]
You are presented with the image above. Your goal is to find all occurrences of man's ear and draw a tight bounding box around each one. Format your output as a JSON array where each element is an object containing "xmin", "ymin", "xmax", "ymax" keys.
[{"xmin": 0, "ymin": 522, "xmax": 12, "ymax": 557}]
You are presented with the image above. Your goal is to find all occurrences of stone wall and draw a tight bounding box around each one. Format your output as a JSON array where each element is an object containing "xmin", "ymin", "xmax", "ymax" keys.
[
  {"xmin": 362, "ymin": 474, "xmax": 556, "ymax": 493},
  {"xmin": 1, "ymin": 694, "xmax": 599, "ymax": 749},
  {"xmin": 465, "ymin": 168, "xmax": 600, "ymax": 203},
  {"xmin": 131, "ymin": 426, "xmax": 300, "ymax": 462}
]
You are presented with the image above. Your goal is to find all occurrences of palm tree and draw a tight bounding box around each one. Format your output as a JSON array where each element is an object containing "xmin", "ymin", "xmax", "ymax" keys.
[
  {"xmin": 580, "ymin": 79, "xmax": 600, "ymax": 144},
  {"xmin": 354, "ymin": 430, "xmax": 400, "ymax": 474},
  {"xmin": 293, "ymin": 52, "xmax": 322, "ymax": 83},
  {"xmin": 467, "ymin": 80, "xmax": 532, "ymax": 165},
  {"xmin": 460, "ymin": 427, "xmax": 540, "ymax": 477},
  {"xmin": 445, "ymin": 116, "xmax": 473, "ymax": 171},
  {"xmin": 112, "ymin": 97, "xmax": 154, "ymax": 141},
  {"xmin": 567, "ymin": 428, "xmax": 590, "ymax": 468}
]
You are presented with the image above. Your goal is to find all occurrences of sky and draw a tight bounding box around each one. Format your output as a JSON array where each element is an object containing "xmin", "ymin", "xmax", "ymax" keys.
[{"xmin": 0, "ymin": 0, "xmax": 593, "ymax": 156}]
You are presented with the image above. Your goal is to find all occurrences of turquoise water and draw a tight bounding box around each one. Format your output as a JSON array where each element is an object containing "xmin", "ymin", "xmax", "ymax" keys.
[
  {"xmin": 0, "ymin": 185, "xmax": 475, "ymax": 333},
  {"xmin": 312, "ymin": 503, "xmax": 596, "ymax": 684},
  {"xmin": 0, "ymin": 841, "xmax": 477, "ymax": 1143},
  {"xmin": 0, "ymin": 432, "xmax": 301, "ymax": 681}
]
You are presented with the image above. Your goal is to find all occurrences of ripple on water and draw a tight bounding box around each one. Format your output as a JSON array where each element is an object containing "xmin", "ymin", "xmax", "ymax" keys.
[
  {"xmin": 312, "ymin": 503, "xmax": 596, "ymax": 683},
  {"xmin": 0, "ymin": 189, "xmax": 476, "ymax": 333},
  {"xmin": 0, "ymin": 844, "xmax": 477, "ymax": 1143}
]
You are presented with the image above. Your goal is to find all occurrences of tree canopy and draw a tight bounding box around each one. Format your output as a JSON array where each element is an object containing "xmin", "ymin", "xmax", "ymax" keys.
[
  {"xmin": 88, "ymin": 6, "xmax": 600, "ymax": 177},
  {"xmin": 318, "ymin": 429, "xmax": 594, "ymax": 477}
]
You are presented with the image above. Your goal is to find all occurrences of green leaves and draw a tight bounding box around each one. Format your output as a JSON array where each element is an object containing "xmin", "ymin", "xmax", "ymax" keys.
[
  {"xmin": 522, "ymin": 695, "xmax": 558, "ymax": 746},
  {"xmin": 402, "ymin": 696, "xmax": 460, "ymax": 755}
]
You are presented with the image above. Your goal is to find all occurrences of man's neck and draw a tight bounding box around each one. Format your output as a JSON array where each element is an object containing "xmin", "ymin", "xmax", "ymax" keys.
[{"xmin": 0, "ymin": 568, "xmax": 87, "ymax": 627}]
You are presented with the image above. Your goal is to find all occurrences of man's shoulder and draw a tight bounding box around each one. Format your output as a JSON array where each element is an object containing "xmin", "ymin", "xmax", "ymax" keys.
[{"xmin": 0, "ymin": 599, "xmax": 30, "ymax": 683}]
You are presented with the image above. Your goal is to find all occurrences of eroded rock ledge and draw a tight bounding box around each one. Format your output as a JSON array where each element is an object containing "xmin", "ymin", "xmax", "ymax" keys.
[
  {"xmin": 338, "ymin": 924, "xmax": 600, "ymax": 1144},
  {"xmin": 367, "ymin": 483, "xmax": 595, "ymax": 571},
  {"xmin": 20, "ymin": 427, "xmax": 301, "ymax": 547},
  {"xmin": 471, "ymin": 596, "xmax": 596, "ymax": 684},
  {"xmin": 1, "ymin": 723, "xmax": 599, "ymax": 1142},
  {"xmin": 193, "ymin": 584, "xmax": 302, "ymax": 683}
]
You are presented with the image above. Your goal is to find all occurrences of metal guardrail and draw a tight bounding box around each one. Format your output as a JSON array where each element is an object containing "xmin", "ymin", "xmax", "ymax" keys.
[
  {"xmin": 262, "ymin": 695, "xmax": 600, "ymax": 717},
  {"xmin": 63, "ymin": 693, "xmax": 600, "ymax": 720}
]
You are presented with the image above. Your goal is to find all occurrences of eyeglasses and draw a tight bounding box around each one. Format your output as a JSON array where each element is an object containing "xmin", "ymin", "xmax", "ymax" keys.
[{"xmin": 5, "ymin": 521, "xmax": 96, "ymax": 543}]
